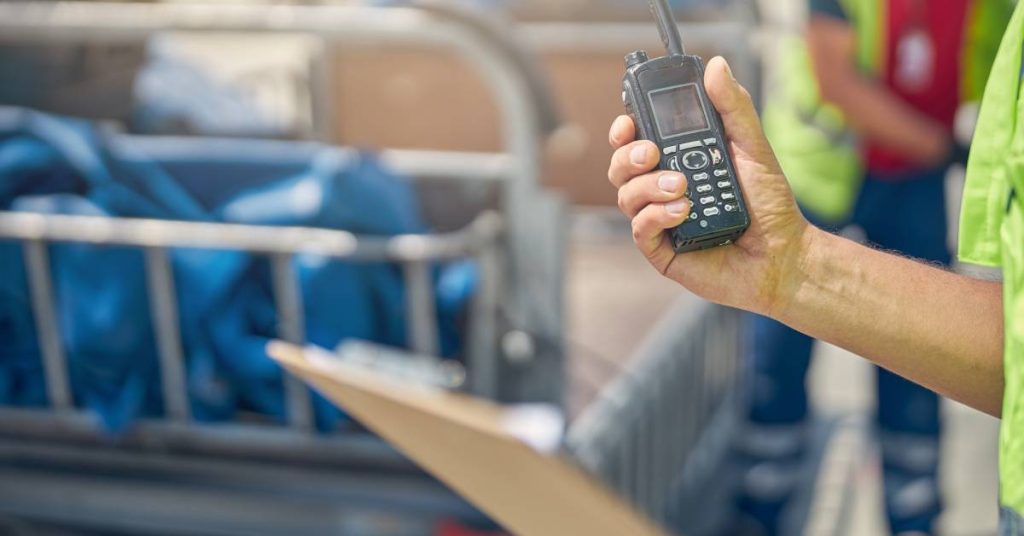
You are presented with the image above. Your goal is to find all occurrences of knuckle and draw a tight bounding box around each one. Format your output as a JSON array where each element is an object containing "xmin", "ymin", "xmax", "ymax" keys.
[{"xmin": 617, "ymin": 192, "xmax": 629, "ymax": 213}]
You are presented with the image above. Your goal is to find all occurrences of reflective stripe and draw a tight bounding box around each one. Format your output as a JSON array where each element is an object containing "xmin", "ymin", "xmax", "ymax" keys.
[
  {"xmin": 734, "ymin": 421, "xmax": 807, "ymax": 460},
  {"xmin": 878, "ymin": 430, "xmax": 940, "ymax": 474}
]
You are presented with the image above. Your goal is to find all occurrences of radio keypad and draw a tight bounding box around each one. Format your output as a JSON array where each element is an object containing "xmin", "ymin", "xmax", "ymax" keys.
[{"xmin": 665, "ymin": 137, "xmax": 740, "ymax": 223}]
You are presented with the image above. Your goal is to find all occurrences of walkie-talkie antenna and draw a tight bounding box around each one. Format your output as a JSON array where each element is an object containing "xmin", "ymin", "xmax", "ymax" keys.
[{"xmin": 649, "ymin": 0, "xmax": 685, "ymax": 56}]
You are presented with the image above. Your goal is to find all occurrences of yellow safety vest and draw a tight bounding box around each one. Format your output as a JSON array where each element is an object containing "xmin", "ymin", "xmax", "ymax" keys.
[{"xmin": 959, "ymin": 0, "xmax": 1024, "ymax": 514}]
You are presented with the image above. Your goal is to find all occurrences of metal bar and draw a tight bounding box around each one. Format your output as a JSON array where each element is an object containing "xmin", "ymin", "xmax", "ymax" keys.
[
  {"xmin": 403, "ymin": 260, "xmax": 440, "ymax": 357},
  {"xmin": 22, "ymin": 240, "xmax": 72, "ymax": 411},
  {"xmin": 144, "ymin": 247, "xmax": 190, "ymax": 422},
  {"xmin": 465, "ymin": 244, "xmax": 501, "ymax": 397},
  {"xmin": 0, "ymin": 211, "xmax": 502, "ymax": 262},
  {"xmin": 270, "ymin": 254, "xmax": 314, "ymax": 432},
  {"xmin": 0, "ymin": 408, "xmax": 410, "ymax": 469},
  {"xmin": 308, "ymin": 37, "xmax": 336, "ymax": 142},
  {"xmin": 112, "ymin": 135, "xmax": 516, "ymax": 184}
]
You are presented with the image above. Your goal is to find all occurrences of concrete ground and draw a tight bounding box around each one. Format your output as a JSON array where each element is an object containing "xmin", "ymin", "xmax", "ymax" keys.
[{"xmin": 566, "ymin": 210, "xmax": 1002, "ymax": 535}]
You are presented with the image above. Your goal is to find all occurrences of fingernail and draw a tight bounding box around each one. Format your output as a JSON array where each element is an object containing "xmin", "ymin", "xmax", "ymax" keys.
[
  {"xmin": 666, "ymin": 199, "xmax": 689, "ymax": 216},
  {"xmin": 630, "ymin": 144, "xmax": 650, "ymax": 165},
  {"xmin": 658, "ymin": 173, "xmax": 682, "ymax": 193}
]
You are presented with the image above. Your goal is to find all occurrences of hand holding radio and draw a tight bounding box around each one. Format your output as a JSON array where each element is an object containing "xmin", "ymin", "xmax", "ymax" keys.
[{"xmin": 608, "ymin": 56, "xmax": 811, "ymax": 317}]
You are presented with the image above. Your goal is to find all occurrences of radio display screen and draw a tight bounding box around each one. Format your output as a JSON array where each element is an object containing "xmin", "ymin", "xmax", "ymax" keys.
[{"xmin": 648, "ymin": 84, "xmax": 709, "ymax": 138}]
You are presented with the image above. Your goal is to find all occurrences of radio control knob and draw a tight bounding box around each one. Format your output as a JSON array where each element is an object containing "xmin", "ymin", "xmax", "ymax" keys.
[{"xmin": 625, "ymin": 50, "xmax": 649, "ymax": 68}]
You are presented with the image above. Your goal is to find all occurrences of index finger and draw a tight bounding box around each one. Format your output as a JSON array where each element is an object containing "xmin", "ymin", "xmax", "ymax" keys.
[{"xmin": 609, "ymin": 115, "xmax": 636, "ymax": 149}]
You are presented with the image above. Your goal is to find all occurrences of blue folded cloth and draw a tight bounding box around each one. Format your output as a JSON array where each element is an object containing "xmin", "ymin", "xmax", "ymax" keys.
[{"xmin": 0, "ymin": 106, "xmax": 476, "ymax": 432}]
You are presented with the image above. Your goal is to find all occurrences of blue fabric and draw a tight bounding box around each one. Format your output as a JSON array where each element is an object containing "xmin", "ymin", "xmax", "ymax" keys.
[
  {"xmin": 0, "ymin": 106, "xmax": 474, "ymax": 433},
  {"xmin": 739, "ymin": 167, "xmax": 949, "ymax": 535},
  {"xmin": 1003, "ymin": 507, "xmax": 1024, "ymax": 536}
]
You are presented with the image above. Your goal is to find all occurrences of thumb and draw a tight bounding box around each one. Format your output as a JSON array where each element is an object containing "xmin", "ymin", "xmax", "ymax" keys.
[{"xmin": 704, "ymin": 57, "xmax": 775, "ymax": 163}]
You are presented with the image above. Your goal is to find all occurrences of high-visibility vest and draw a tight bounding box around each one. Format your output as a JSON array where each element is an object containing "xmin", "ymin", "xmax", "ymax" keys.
[
  {"xmin": 959, "ymin": 0, "xmax": 1024, "ymax": 516},
  {"xmin": 762, "ymin": 0, "xmax": 1011, "ymax": 222}
]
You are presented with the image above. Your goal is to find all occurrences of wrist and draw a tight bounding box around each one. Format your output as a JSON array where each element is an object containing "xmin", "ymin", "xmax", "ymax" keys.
[{"xmin": 763, "ymin": 221, "xmax": 826, "ymax": 322}]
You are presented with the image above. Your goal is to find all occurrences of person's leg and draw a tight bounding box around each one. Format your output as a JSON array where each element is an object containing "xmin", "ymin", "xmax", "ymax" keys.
[
  {"xmin": 855, "ymin": 169, "xmax": 949, "ymax": 534},
  {"xmin": 731, "ymin": 208, "xmax": 845, "ymax": 536},
  {"xmin": 733, "ymin": 313, "xmax": 816, "ymax": 536}
]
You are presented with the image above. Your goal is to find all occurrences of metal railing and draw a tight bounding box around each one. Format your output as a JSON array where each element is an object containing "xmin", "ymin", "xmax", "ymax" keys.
[
  {"xmin": 2, "ymin": 207, "xmax": 503, "ymax": 431},
  {"xmin": 567, "ymin": 298, "xmax": 743, "ymax": 529}
]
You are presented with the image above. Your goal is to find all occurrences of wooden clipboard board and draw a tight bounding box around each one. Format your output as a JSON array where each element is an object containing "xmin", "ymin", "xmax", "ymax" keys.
[{"xmin": 267, "ymin": 342, "xmax": 666, "ymax": 536}]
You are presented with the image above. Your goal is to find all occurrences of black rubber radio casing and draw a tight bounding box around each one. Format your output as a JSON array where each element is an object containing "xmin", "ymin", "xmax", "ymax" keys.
[{"xmin": 622, "ymin": 52, "xmax": 750, "ymax": 253}]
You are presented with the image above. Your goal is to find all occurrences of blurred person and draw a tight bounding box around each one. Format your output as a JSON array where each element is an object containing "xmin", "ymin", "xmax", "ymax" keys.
[
  {"xmin": 727, "ymin": 0, "xmax": 1012, "ymax": 534},
  {"xmin": 603, "ymin": 0, "xmax": 1024, "ymax": 533}
]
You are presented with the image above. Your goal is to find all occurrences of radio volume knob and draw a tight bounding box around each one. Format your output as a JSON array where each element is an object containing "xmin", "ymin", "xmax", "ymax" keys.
[{"xmin": 625, "ymin": 50, "xmax": 649, "ymax": 68}]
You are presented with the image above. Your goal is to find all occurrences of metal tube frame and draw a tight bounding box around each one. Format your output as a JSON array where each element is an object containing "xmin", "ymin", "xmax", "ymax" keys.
[{"xmin": 0, "ymin": 1, "xmax": 528, "ymax": 449}]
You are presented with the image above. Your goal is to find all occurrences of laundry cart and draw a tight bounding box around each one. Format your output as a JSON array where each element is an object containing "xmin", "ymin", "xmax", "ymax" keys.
[{"xmin": 0, "ymin": 3, "xmax": 852, "ymax": 535}]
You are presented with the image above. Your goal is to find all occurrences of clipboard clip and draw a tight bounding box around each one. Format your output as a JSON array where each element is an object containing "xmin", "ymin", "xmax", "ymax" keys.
[{"xmin": 326, "ymin": 340, "xmax": 468, "ymax": 391}]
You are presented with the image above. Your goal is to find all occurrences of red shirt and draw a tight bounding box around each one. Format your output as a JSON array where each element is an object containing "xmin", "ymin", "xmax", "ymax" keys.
[{"xmin": 865, "ymin": 0, "xmax": 970, "ymax": 175}]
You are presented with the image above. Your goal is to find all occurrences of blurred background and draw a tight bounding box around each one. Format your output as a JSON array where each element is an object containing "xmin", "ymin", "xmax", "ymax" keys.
[{"xmin": 0, "ymin": 0, "xmax": 1000, "ymax": 535}]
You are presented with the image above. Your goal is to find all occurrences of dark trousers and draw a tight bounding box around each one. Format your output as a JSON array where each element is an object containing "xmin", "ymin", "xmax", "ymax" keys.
[{"xmin": 738, "ymin": 167, "xmax": 949, "ymax": 535}]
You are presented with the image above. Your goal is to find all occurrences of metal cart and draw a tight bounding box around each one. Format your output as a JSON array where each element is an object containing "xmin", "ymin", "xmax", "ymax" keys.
[{"xmin": 0, "ymin": 3, "xmax": 852, "ymax": 535}]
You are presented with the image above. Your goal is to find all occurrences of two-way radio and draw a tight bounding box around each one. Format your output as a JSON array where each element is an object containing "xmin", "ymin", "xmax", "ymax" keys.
[{"xmin": 622, "ymin": 0, "xmax": 750, "ymax": 253}]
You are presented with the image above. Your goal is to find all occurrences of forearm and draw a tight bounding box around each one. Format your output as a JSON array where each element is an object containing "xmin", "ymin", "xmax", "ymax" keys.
[
  {"xmin": 806, "ymin": 17, "xmax": 950, "ymax": 165},
  {"xmin": 778, "ymin": 227, "xmax": 1005, "ymax": 416},
  {"xmin": 821, "ymin": 75, "xmax": 950, "ymax": 165}
]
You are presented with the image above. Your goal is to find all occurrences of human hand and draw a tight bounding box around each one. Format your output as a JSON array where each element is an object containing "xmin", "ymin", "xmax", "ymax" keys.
[{"xmin": 607, "ymin": 57, "xmax": 812, "ymax": 316}]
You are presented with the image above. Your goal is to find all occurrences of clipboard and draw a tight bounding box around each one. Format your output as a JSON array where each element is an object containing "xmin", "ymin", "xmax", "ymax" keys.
[{"xmin": 267, "ymin": 341, "xmax": 667, "ymax": 536}]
